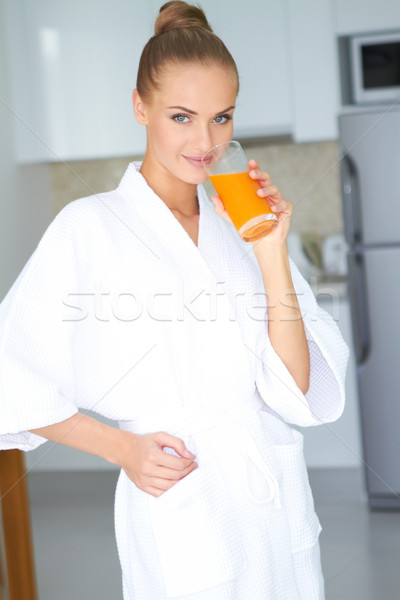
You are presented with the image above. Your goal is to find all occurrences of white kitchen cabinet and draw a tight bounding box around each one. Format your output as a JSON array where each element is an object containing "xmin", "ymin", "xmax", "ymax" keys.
[
  {"xmin": 200, "ymin": 0, "xmax": 293, "ymax": 140},
  {"xmin": 195, "ymin": 0, "xmax": 341, "ymax": 143},
  {"xmin": 4, "ymin": 0, "xmax": 156, "ymax": 162},
  {"xmin": 5, "ymin": 0, "xmax": 294, "ymax": 163},
  {"xmin": 333, "ymin": 0, "xmax": 400, "ymax": 35},
  {"xmin": 287, "ymin": 0, "xmax": 341, "ymax": 142},
  {"xmin": 5, "ymin": 0, "xmax": 347, "ymax": 161}
]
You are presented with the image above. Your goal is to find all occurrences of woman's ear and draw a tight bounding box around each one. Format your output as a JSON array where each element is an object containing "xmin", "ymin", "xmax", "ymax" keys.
[{"xmin": 132, "ymin": 89, "xmax": 148, "ymax": 125}]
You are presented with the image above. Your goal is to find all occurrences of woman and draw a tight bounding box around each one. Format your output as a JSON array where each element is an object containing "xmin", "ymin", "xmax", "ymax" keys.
[{"xmin": 0, "ymin": 2, "xmax": 348, "ymax": 598}]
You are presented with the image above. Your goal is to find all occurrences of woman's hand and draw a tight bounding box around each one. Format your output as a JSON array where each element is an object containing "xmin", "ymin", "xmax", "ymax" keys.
[
  {"xmin": 118, "ymin": 430, "xmax": 198, "ymax": 498},
  {"xmin": 30, "ymin": 415, "xmax": 198, "ymax": 498},
  {"xmin": 211, "ymin": 158, "xmax": 293, "ymax": 249},
  {"xmin": 210, "ymin": 193, "xmax": 233, "ymax": 225},
  {"xmin": 247, "ymin": 159, "xmax": 293, "ymax": 249}
]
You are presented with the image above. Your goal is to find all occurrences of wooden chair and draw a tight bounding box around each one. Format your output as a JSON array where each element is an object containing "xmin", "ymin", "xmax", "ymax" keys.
[{"xmin": 0, "ymin": 450, "xmax": 38, "ymax": 600}]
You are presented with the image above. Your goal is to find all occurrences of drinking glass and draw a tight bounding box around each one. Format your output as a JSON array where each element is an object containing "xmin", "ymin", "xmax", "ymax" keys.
[{"xmin": 201, "ymin": 141, "xmax": 278, "ymax": 242}]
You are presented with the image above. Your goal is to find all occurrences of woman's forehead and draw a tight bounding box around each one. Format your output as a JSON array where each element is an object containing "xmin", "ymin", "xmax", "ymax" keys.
[{"xmin": 152, "ymin": 62, "xmax": 238, "ymax": 104}]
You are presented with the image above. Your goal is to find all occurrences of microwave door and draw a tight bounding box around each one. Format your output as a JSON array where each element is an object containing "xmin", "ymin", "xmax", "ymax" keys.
[
  {"xmin": 362, "ymin": 43, "xmax": 400, "ymax": 89},
  {"xmin": 339, "ymin": 108, "xmax": 400, "ymax": 247},
  {"xmin": 351, "ymin": 33, "xmax": 400, "ymax": 104}
]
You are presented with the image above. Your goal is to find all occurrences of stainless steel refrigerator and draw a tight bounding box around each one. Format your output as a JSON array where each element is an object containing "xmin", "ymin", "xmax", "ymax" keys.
[{"xmin": 339, "ymin": 106, "xmax": 400, "ymax": 510}]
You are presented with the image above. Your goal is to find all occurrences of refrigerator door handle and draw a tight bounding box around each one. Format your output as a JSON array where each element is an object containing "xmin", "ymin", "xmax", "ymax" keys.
[
  {"xmin": 347, "ymin": 251, "xmax": 370, "ymax": 366},
  {"xmin": 340, "ymin": 153, "xmax": 362, "ymax": 245}
]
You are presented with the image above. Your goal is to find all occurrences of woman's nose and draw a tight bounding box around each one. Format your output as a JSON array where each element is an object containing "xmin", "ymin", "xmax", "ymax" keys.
[{"xmin": 196, "ymin": 124, "xmax": 213, "ymax": 153}]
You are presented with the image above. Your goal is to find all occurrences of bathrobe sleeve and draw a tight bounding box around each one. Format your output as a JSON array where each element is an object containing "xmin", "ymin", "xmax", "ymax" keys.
[
  {"xmin": 0, "ymin": 204, "xmax": 84, "ymax": 451},
  {"xmin": 255, "ymin": 258, "xmax": 349, "ymax": 427}
]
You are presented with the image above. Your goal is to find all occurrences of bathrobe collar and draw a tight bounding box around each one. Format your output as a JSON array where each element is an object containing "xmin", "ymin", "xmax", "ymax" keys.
[{"xmin": 116, "ymin": 161, "xmax": 224, "ymax": 291}]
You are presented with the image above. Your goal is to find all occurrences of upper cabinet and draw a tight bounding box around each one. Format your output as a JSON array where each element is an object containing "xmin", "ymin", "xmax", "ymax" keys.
[
  {"xmin": 8, "ymin": 0, "xmax": 397, "ymax": 162},
  {"xmin": 287, "ymin": 0, "xmax": 340, "ymax": 142},
  {"xmin": 4, "ymin": 0, "xmax": 156, "ymax": 162},
  {"xmin": 200, "ymin": 0, "xmax": 293, "ymax": 141},
  {"xmin": 333, "ymin": 0, "xmax": 400, "ymax": 35},
  {"xmin": 4, "ymin": 0, "xmax": 294, "ymax": 163}
]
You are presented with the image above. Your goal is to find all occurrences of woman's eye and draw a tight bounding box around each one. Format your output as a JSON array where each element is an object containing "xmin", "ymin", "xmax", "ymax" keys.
[
  {"xmin": 213, "ymin": 114, "xmax": 231, "ymax": 124},
  {"xmin": 173, "ymin": 114, "xmax": 190, "ymax": 123}
]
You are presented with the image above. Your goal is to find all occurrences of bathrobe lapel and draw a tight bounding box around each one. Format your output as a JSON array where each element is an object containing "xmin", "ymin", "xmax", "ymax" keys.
[
  {"xmin": 113, "ymin": 163, "xmax": 254, "ymax": 408},
  {"xmin": 115, "ymin": 162, "xmax": 219, "ymax": 289}
]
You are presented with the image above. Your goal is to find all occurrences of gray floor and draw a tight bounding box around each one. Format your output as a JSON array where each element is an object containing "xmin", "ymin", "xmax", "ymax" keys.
[{"xmin": 27, "ymin": 469, "xmax": 400, "ymax": 600}]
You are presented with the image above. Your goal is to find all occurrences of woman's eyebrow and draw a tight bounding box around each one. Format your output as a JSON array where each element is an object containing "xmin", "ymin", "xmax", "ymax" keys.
[
  {"xmin": 215, "ymin": 105, "xmax": 235, "ymax": 115},
  {"xmin": 166, "ymin": 105, "xmax": 235, "ymax": 115},
  {"xmin": 167, "ymin": 105, "xmax": 197, "ymax": 114}
]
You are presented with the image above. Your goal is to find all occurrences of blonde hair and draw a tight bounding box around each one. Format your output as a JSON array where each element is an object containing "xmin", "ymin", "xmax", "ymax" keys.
[{"xmin": 136, "ymin": 1, "xmax": 239, "ymax": 101}]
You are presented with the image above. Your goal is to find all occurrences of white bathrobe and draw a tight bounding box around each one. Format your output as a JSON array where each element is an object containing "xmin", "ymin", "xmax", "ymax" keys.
[{"xmin": 0, "ymin": 162, "xmax": 348, "ymax": 599}]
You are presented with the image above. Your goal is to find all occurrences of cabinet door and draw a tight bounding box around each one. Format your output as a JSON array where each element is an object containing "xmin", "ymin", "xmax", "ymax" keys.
[
  {"xmin": 201, "ymin": 0, "xmax": 293, "ymax": 139},
  {"xmin": 334, "ymin": 0, "xmax": 400, "ymax": 35},
  {"xmin": 287, "ymin": 0, "xmax": 340, "ymax": 141},
  {"xmin": 5, "ymin": 0, "xmax": 155, "ymax": 162}
]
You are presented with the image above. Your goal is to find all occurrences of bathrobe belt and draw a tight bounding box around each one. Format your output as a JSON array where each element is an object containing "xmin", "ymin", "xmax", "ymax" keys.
[{"xmin": 119, "ymin": 394, "xmax": 282, "ymax": 509}]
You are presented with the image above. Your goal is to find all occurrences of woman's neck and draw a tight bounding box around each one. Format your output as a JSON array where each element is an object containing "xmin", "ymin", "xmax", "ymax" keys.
[{"xmin": 140, "ymin": 156, "xmax": 199, "ymax": 217}]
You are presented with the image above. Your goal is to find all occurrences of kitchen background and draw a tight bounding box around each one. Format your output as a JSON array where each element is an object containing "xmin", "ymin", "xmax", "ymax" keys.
[{"xmin": 1, "ymin": 0, "xmax": 400, "ymax": 598}]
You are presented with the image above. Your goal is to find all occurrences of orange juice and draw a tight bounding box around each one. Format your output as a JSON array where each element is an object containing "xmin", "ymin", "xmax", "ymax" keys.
[{"xmin": 209, "ymin": 171, "xmax": 277, "ymax": 240}]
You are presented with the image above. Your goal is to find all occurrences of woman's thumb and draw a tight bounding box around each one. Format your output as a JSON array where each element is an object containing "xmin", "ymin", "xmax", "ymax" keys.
[{"xmin": 155, "ymin": 431, "xmax": 196, "ymax": 459}]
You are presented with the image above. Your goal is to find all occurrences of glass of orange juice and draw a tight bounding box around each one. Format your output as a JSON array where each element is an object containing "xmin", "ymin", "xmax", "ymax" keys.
[{"xmin": 201, "ymin": 140, "xmax": 278, "ymax": 242}]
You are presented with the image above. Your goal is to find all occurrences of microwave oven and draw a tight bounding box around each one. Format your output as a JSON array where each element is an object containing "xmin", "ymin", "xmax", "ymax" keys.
[{"xmin": 350, "ymin": 31, "xmax": 400, "ymax": 105}]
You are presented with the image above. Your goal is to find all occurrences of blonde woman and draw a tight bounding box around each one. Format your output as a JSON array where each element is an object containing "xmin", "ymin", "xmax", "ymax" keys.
[{"xmin": 0, "ymin": 2, "xmax": 348, "ymax": 598}]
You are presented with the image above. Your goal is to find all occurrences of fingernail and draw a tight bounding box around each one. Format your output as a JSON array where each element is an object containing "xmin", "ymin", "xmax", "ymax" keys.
[{"xmin": 184, "ymin": 449, "xmax": 195, "ymax": 458}]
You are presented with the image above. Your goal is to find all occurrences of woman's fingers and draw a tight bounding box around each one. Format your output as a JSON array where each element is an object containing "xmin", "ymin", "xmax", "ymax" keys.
[
  {"xmin": 248, "ymin": 160, "xmax": 271, "ymax": 187},
  {"xmin": 136, "ymin": 433, "xmax": 199, "ymax": 497},
  {"xmin": 143, "ymin": 476, "xmax": 181, "ymax": 493},
  {"xmin": 246, "ymin": 159, "xmax": 293, "ymax": 245},
  {"xmin": 247, "ymin": 165, "xmax": 293, "ymax": 216},
  {"xmin": 211, "ymin": 195, "xmax": 233, "ymax": 224},
  {"xmin": 155, "ymin": 462, "xmax": 198, "ymax": 481},
  {"xmin": 141, "ymin": 485, "xmax": 165, "ymax": 498},
  {"xmin": 248, "ymin": 158, "xmax": 259, "ymax": 170},
  {"xmin": 257, "ymin": 184, "xmax": 279, "ymax": 200},
  {"xmin": 145, "ymin": 464, "xmax": 198, "ymax": 493},
  {"xmin": 157, "ymin": 451, "xmax": 196, "ymax": 470},
  {"xmin": 121, "ymin": 431, "xmax": 198, "ymax": 497},
  {"xmin": 250, "ymin": 169, "xmax": 271, "ymax": 186},
  {"xmin": 151, "ymin": 430, "xmax": 198, "ymax": 479},
  {"xmin": 211, "ymin": 194, "xmax": 224, "ymax": 213},
  {"xmin": 153, "ymin": 430, "xmax": 196, "ymax": 459},
  {"xmin": 138, "ymin": 457, "xmax": 198, "ymax": 497},
  {"xmin": 257, "ymin": 185, "xmax": 293, "ymax": 213}
]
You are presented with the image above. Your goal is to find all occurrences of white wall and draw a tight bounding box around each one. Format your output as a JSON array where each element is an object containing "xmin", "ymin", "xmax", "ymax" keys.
[{"xmin": 0, "ymin": 0, "xmax": 54, "ymax": 302}]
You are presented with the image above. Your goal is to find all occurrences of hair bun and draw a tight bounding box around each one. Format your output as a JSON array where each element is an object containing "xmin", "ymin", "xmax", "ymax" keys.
[{"xmin": 155, "ymin": 1, "xmax": 213, "ymax": 36}]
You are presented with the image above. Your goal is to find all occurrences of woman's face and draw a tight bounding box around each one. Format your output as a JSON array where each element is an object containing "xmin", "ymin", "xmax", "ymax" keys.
[{"xmin": 133, "ymin": 62, "xmax": 237, "ymax": 185}]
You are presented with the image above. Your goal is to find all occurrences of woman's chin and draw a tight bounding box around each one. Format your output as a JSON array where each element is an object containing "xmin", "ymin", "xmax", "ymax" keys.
[{"xmin": 188, "ymin": 170, "xmax": 210, "ymax": 186}]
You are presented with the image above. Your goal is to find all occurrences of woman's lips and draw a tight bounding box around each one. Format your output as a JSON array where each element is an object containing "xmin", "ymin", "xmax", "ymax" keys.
[{"xmin": 183, "ymin": 155, "xmax": 210, "ymax": 168}]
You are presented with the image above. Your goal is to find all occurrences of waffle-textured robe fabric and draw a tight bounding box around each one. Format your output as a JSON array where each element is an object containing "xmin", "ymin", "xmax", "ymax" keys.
[{"xmin": 0, "ymin": 163, "xmax": 348, "ymax": 599}]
